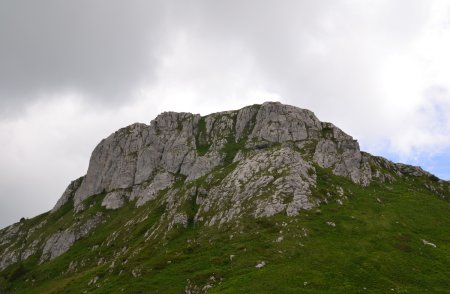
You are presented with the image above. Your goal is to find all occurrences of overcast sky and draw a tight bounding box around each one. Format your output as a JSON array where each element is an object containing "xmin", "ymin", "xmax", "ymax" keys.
[{"xmin": 1, "ymin": 0, "xmax": 450, "ymax": 228}]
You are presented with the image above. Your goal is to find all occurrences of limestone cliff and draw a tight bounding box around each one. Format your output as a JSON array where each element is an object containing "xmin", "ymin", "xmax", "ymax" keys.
[{"xmin": 69, "ymin": 102, "xmax": 373, "ymax": 211}]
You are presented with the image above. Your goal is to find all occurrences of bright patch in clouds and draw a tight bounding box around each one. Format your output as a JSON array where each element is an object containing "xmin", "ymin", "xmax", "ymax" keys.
[{"xmin": 1, "ymin": 0, "xmax": 450, "ymax": 227}]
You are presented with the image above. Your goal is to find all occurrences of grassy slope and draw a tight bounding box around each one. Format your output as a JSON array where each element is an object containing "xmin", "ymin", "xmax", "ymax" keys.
[{"xmin": 1, "ymin": 163, "xmax": 450, "ymax": 293}]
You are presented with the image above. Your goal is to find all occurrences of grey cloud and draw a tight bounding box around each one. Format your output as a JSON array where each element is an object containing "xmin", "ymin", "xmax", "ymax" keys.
[
  {"xmin": 0, "ymin": 0, "xmax": 431, "ymax": 118},
  {"xmin": 0, "ymin": 0, "xmax": 166, "ymax": 116}
]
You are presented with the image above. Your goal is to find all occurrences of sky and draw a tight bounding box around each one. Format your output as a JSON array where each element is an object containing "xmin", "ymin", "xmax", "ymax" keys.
[{"xmin": 1, "ymin": 0, "xmax": 450, "ymax": 228}]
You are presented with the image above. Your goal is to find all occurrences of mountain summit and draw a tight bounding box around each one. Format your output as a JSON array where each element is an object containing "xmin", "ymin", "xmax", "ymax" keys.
[{"xmin": 1, "ymin": 102, "xmax": 449, "ymax": 293}]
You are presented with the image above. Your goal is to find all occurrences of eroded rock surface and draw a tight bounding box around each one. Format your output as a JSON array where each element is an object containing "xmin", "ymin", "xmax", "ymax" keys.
[
  {"xmin": 66, "ymin": 102, "xmax": 433, "ymax": 213},
  {"xmin": 51, "ymin": 176, "xmax": 84, "ymax": 212},
  {"xmin": 195, "ymin": 147, "xmax": 317, "ymax": 226},
  {"xmin": 102, "ymin": 191, "xmax": 127, "ymax": 210},
  {"xmin": 56, "ymin": 101, "xmax": 442, "ymax": 214},
  {"xmin": 40, "ymin": 213, "xmax": 103, "ymax": 262}
]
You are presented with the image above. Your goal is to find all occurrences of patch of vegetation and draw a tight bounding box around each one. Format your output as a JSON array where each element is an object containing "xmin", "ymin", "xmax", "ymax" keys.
[
  {"xmin": 208, "ymin": 161, "xmax": 239, "ymax": 187},
  {"xmin": 196, "ymin": 117, "xmax": 211, "ymax": 156},
  {"xmin": 321, "ymin": 125, "xmax": 334, "ymax": 139},
  {"xmin": 221, "ymin": 136, "xmax": 246, "ymax": 166}
]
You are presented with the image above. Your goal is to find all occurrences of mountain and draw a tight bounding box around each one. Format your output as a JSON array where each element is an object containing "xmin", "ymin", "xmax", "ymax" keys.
[{"xmin": 1, "ymin": 102, "xmax": 449, "ymax": 293}]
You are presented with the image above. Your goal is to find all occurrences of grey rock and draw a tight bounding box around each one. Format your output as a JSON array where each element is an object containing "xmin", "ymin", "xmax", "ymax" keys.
[
  {"xmin": 0, "ymin": 223, "xmax": 23, "ymax": 245},
  {"xmin": 205, "ymin": 113, "xmax": 235, "ymax": 145},
  {"xmin": 169, "ymin": 213, "xmax": 188, "ymax": 230},
  {"xmin": 74, "ymin": 124, "xmax": 148, "ymax": 207},
  {"xmin": 156, "ymin": 112, "xmax": 199, "ymax": 174},
  {"xmin": 41, "ymin": 230, "xmax": 75, "ymax": 262},
  {"xmin": 197, "ymin": 147, "xmax": 317, "ymax": 226},
  {"xmin": 235, "ymin": 105, "xmax": 259, "ymax": 140},
  {"xmin": 312, "ymin": 123, "xmax": 373, "ymax": 186},
  {"xmin": 63, "ymin": 101, "xmax": 427, "ymax": 217},
  {"xmin": 422, "ymin": 239, "xmax": 437, "ymax": 248},
  {"xmin": 185, "ymin": 151, "xmax": 223, "ymax": 181},
  {"xmin": 21, "ymin": 239, "xmax": 40, "ymax": 260},
  {"xmin": 0, "ymin": 248, "xmax": 18, "ymax": 271},
  {"xmin": 249, "ymin": 102, "xmax": 322, "ymax": 143},
  {"xmin": 26, "ymin": 219, "xmax": 47, "ymax": 239},
  {"xmin": 286, "ymin": 193, "xmax": 314, "ymax": 216},
  {"xmin": 101, "ymin": 191, "xmax": 128, "ymax": 210},
  {"xmin": 326, "ymin": 221, "xmax": 336, "ymax": 227},
  {"xmin": 73, "ymin": 112, "xmax": 202, "ymax": 209},
  {"xmin": 40, "ymin": 213, "xmax": 103, "ymax": 262},
  {"xmin": 0, "ymin": 225, "xmax": 30, "ymax": 271},
  {"xmin": 332, "ymin": 148, "xmax": 369, "ymax": 185},
  {"xmin": 135, "ymin": 172, "xmax": 174, "ymax": 207},
  {"xmin": 313, "ymin": 139, "xmax": 339, "ymax": 168},
  {"xmin": 396, "ymin": 163, "xmax": 433, "ymax": 178},
  {"xmin": 51, "ymin": 176, "xmax": 84, "ymax": 213},
  {"xmin": 134, "ymin": 145, "xmax": 161, "ymax": 184}
]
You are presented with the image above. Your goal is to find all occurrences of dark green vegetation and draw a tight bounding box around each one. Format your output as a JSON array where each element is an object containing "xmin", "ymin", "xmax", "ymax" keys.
[
  {"xmin": 196, "ymin": 117, "xmax": 211, "ymax": 156},
  {"xmin": 1, "ymin": 164, "xmax": 450, "ymax": 293}
]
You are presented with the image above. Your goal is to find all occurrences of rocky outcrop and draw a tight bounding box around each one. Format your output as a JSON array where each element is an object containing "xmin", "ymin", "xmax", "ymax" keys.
[
  {"xmin": 396, "ymin": 163, "xmax": 433, "ymax": 178},
  {"xmin": 0, "ymin": 219, "xmax": 52, "ymax": 270},
  {"xmin": 70, "ymin": 102, "xmax": 377, "ymax": 211},
  {"xmin": 40, "ymin": 213, "xmax": 103, "ymax": 262},
  {"xmin": 312, "ymin": 122, "xmax": 372, "ymax": 186},
  {"xmin": 101, "ymin": 191, "xmax": 127, "ymax": 210},
  {"xmin": 51, "ymin": 176, "xmax": 84, "ymax": 213},
  {"xmin": 73, "ymin": 123, "xmax": 149, "ymax": 207},
  {"xmin": 134, "ymin": 172, "xmax": 174, "ymax": 207},
  {"xmin": 185, "ymin": 151, "xmax": 223, "ymax": 182},
  {"xmin": 44, "ymin": 101, "xmax": 444, "ymax": 226},
  {"xmin": 0, "ymin": 223, "xmax": 24, "ymax": 271},
  {"xmin": 72, "ymin": 113, "xmax": 202, "ymax": 209},
  {"xmin": 0, "ymin": 248, "xmax": 18, "ymax": 271},
  {"xmin": 248, "ymin": 102, "xmax": 322, "ymax": 143},
  {"xmin": 195, "ymin": 147, "xmax": 317, "ymax": 226}
]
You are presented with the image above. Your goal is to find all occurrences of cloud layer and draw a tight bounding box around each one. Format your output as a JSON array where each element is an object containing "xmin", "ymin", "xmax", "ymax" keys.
[{"xmin": 1, "ymin": 0, "xmax": 450, "ymax": 228}]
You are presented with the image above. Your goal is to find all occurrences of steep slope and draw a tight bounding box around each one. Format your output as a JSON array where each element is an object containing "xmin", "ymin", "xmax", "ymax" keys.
[{"xmin": 1, "ymin": 102, "xmax": 449, "ymax": 293}]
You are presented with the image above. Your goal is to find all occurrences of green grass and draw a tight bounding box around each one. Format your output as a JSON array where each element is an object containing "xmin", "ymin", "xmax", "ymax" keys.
[
  {"xmin": 2, "ymin": 163, "xmax": 450, "ymax": 293},
  {"xmin": 222, "ymin": 135, "xmax": 246, "ymax": 165}
]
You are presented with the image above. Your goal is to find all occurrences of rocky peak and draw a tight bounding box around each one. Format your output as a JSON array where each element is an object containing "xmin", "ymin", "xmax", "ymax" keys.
[
  {"xmin": 60, "ymin": 102, "xmax": 388, "ymax": 212},
  {"xmin": 54, "ymin": 101, "xmax": 437, "ymax": 214}
]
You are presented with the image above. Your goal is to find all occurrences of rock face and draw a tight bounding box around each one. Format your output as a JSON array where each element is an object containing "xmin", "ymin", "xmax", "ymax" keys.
[
  {"xmin": 195, "ymin": 147, "xmax": 317, "ymax": 227},
  {"xmin": 60, "ymin": 101, "xmax": 439, "ymax": 213},
  {"xmin": 51, "ymin": 176, "xmax": 84, "ymax": 213},
  {"xmin": 73, "ymin": 123, "xmax": 150, "ymax": 207},
  {"xmin": 0, "ymin": 101, "xmax": 441, "ymax": 273},
  {"xmin": 69, "ymin": 102, "xmax": 383, "ymax": 212},
  {"xmin": 248, "ymin": 102, "xmax": 322, "ymax": 142},
  {"xmin": 101, "ymin": 191, "xmax": 126, "ymax": 210},
  {"xmin": 40, "ymin": 213, "xmax": 103, "ymax": 262},
  {"xmin": 0, "ymin": 213, "xmax": 103, "ymax": 271}
]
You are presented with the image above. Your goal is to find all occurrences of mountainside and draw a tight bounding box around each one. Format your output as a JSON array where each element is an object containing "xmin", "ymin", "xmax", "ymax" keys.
[{"xmin": 1, "ymin": 102, "xmax": 450, "ymax": 293}]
